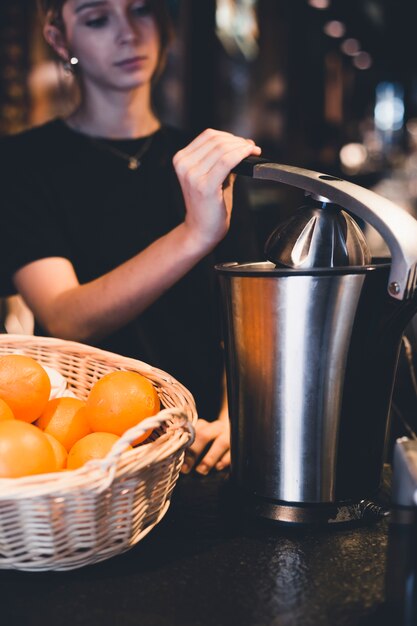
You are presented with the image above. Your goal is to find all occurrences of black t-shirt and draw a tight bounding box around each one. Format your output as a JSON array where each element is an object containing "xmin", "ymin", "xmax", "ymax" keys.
[{"xmin": 0, "ymin": 120, "xmax": 258, "ymax": 420}]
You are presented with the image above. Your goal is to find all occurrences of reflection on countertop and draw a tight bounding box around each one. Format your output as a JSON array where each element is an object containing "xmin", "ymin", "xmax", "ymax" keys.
[{"xmin": 0, "ymin": 469, "xmax": 393, "ymax": 626}]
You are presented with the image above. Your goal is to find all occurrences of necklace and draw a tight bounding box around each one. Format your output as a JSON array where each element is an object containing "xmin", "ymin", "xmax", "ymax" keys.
[{"xmin": 89, "ymin": 133, "xmax": 155, "ymax": 170}]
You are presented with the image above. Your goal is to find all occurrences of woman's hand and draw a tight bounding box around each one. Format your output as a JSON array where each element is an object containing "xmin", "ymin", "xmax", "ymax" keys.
[
  {"xmin": 173, "ymin": 129, "xmax": 261, "ymax": 253},
  {"xmin": 181, "ymin": 409, "xmax": 231, "ymax": 475}
]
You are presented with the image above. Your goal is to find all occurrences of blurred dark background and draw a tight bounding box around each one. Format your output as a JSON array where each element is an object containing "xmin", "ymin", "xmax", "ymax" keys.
[{"xmin": 1, "ymin": 0, "xmax": 417, "ymax": 252}]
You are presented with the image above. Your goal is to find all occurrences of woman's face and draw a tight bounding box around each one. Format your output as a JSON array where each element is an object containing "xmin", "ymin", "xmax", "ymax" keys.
[{"xmin": 58, "ymin": 0, "xmax": 160, "ymax": 91}]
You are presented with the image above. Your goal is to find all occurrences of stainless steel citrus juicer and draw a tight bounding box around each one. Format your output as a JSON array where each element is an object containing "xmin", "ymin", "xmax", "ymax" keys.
[{"xmin": 216, "ymin": 157, "xmax": 417, "ymax": 524}]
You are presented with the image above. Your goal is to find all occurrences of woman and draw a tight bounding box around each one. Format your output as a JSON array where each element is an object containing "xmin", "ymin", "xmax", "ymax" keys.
[{"xmin": 0, "ymin": 0, "xmax": 261, "ymax": 474}]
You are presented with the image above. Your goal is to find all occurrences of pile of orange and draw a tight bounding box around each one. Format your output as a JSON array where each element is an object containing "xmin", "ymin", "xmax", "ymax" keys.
[{"xmin": 0, "ymin": 354, "xmax": 160, "ymax": 478}]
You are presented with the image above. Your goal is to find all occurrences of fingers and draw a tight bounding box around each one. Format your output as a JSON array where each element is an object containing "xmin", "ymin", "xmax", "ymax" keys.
[
  {"xmin": 215, "ymin": 450, "xmax": 230, "ymax": 472},
  {"xmin": 181, "ymin": 419, "xmax": 220, "ymax": 473},
  {"xmin": 173, "ymin": 128, "xmax": 262, "ymax": 253},
  {"xmin": 175, "ymin": 131, "xmax": 257, "ymax": 173},
  {"xmin": 177, "ymin": 135, "xmax": 261, "ymax": 185},
  {"xmin": 175, "ymin": 128, "xmax": 250, "ymax": 162},
  {"xmin": 173, "ymin": 128, "xmax": 261, "ymax": 190},
  {"xmin": 198, "ymin": 141, "xmax": 260, "ymax": 191},
  {"xmin": 195, "ymin": 427, "xmax": 230, "ymax": 475},
  {"xmin": 181, "ymin": 418, "xmax": 231, "ymax": 475}
]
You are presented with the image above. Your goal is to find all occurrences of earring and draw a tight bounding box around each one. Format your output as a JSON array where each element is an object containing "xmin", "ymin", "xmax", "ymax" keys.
[{"xmin": 63, "ymin": 56, "xmax": 79, "ymax": 74}]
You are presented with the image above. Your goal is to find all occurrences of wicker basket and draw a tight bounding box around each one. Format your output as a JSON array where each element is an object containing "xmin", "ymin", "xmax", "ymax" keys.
[{"xmin": 0, "ymin": 334, "xmax": 197, "ymax": 572}]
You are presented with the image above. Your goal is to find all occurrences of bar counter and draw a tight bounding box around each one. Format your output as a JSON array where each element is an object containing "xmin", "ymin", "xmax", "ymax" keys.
[{"xmin": 1, "ymin": 470, "xmax": 392, "ymax": 626}]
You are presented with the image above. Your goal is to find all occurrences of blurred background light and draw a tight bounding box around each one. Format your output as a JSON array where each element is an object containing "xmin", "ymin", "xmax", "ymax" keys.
[
  {"xmin": 340, "ymin": 38, "xmax": 361, "ymax": 56},
  {"xmin": 308, "ymin": 0, "xmax": 330, "ymax": 9},
  {"xmin": 353, "ymin": 51, "xmax": 373, "ymax": 70},
  {"xmin": 323, "ymin": 20, "xmax": 346, "ymax": 38},
  {"xmin": 339, "ymin": 142, "xmax": 368, "ymax": 174},
  {"xmin": 216, "ymin": 0, "xmax": 259, "ymax": 60},
  {"xmin": 374, "ymin": 82, "xmax": 405, "ymax": 131}
]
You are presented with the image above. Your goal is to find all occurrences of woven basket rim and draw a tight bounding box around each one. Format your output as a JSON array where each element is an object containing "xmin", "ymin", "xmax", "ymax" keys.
[
  {"xmin": 0, "ymin": 333, "xmax": 194, "ymax": 382},
  {"xmin": 0, "ymin": 334, "xmax": 197, "ymax": 497}
]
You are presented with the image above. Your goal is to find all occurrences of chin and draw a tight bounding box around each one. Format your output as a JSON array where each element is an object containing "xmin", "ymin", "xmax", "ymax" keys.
[
  {"xmin": 102, "ymin": 77, "xmax": 150, "ymax": 92},
  {"xmin": 109, "ymin": 72, "xmax": 154, "ymax": 92},
  {"xmin": 119, "ymin": 81, "xmax": 150, "ymax": 92}
]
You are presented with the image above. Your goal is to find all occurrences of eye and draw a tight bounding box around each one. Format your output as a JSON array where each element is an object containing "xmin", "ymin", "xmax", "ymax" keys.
[{"xmin": 85, "ymin": 14, "xmax": 109, "ymax": 28}]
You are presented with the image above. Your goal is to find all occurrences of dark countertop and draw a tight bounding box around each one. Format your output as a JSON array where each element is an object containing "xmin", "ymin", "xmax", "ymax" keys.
[{"xmin": 0, "ymin": 471, "xmax": 392, "ymax": 626}]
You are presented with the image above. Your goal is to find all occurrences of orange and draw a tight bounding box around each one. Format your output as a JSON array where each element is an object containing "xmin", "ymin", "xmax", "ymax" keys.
[
  {"xmin": 67, "ymin": 432, "xmax": 131, "ymax": 470},
  {"xmin": 0, "ymin": 354, "xmax": 51, "ymax": 423},
  {"xmin": 0, "ymin": 398, "xmax": 15, "ymax": 422},
  {"xmin": 36, "ymin": 397, "xmax": 90, "ymax": 452},
  {"xmin": 84, "ymin": 370, "xmax": 159, "ymax": 442},
  {"xmin": 0, "ymin": 420, "xmax": 56, "ymax": 478},
  {"xmin": 44, "ymin": 432, "xmax": 68, "ymax": 471}
]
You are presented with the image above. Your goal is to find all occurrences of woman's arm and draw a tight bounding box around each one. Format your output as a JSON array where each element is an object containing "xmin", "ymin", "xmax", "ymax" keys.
[{"xmin": 13, "ymin": 130, "xmax": 261, "ymax": 342}]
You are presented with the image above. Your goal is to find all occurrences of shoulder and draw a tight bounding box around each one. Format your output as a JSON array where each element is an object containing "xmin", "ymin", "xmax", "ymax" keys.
[
  {"xmin": 0, "ymin": 119, "xmax": 63, "ymax": 149},
  {"xmin": 0, "ymin": 118, "xmax": 68, "ymax": 168}
]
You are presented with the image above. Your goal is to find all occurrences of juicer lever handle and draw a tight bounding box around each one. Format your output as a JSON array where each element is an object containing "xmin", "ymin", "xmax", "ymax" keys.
[
  {"xmin": 232, "ymin": 156, "xmax": 273, "ymax": 176},
  {"xmin": 232, "ymin": 157, "xmax": 417, "ymax": 301}
]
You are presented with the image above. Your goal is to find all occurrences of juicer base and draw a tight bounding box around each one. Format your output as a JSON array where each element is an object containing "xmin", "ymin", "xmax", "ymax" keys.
[{"xmin": 251, "ymin": 495, "xmax": 389, "ymax": 525}]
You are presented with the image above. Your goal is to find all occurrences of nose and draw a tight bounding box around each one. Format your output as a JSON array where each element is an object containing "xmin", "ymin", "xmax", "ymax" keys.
[{"xmin": 116, "ymin": 14, "xmax": 139, "ymax": 45}]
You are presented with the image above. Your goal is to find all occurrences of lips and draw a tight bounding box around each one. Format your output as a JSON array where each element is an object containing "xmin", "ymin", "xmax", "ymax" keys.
[{"xmin": 115, "ymin": 56, "xmax": 146, "ymax": 67}]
